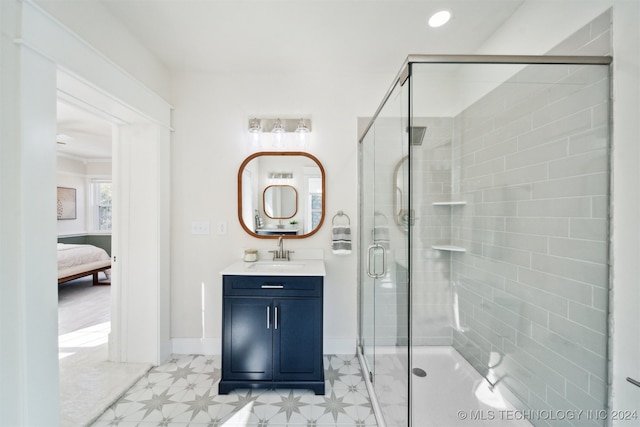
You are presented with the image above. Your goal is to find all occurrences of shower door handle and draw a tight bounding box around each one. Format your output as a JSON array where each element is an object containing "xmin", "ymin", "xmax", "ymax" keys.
[{"xmin": 367, "ymin": 243, "xmax": 387, "ymax": 279}]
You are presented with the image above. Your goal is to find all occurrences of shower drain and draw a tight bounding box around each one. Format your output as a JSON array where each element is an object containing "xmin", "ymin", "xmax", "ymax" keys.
[{"xmin": 412, "ymin": 368, "xmax": 427, "ymax": 378}]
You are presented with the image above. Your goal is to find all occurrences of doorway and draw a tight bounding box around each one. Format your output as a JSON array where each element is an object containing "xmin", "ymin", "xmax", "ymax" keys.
[
  {"xmin": 55, "ymin": 100, "xmax": 124, "ymax": 425},
  {"xmin": 1, "ymin": 3, "xmax": 171, "ymax": 423}
]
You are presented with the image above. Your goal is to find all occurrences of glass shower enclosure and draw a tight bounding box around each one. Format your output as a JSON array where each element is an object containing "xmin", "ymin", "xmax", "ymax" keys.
[{"xmin": 359, "ymin": 55, "xmax": 611, "ymax": 427}]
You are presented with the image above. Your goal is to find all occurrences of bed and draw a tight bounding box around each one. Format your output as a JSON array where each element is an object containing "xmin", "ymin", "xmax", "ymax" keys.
[{"xmin": 57, "ymin": 243, "xmax": 111, "ymax": 286}]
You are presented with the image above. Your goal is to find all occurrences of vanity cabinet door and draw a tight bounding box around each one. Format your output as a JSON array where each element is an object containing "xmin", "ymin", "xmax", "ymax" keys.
[
  {"xmin": 222, "ymin": 297, "xmax": 273, "ymax": 381},
  {"xmin": 273, "ymin": 297, "xmax": 323, "ymax": 381},
  {"xmin": 220, "ymin": 274, "xmax": 325, "ymax": 395}
]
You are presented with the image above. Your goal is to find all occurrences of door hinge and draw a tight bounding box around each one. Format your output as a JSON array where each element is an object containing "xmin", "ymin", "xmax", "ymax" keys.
[{"xmin": 369, "ymin": 371, "xmax": 373, "ymax": 383}]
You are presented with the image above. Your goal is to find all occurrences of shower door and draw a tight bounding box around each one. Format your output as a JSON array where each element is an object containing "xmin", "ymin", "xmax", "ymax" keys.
[{"xmin": 359, "ymin": 78, "xmax": 410, "ymax": 427}]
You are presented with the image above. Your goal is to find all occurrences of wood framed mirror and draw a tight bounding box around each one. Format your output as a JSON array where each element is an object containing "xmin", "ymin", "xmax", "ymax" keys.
[{"xmin": 238, "ymin": 151, "xmax": 325, "ymax": 238}]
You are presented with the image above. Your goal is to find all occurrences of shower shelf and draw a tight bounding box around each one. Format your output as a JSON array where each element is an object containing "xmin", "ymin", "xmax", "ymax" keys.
[
  {"xmin": 432, "ymin": 201, "xmax": 467, "ymax": 206},
  {"xmin": 432, "ymin": 245, "xmax": 466, "ymax": 252}
]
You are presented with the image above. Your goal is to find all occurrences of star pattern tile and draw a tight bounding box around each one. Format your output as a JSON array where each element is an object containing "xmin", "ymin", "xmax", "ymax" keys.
[
  {"xmin": 91, "ymin": 354, "xmax": 378, "ymax": 427},
  {"xmin": 138, "ymin": 389, "xmax": 177, "ymax": 418},
  {"xmin": 319, "ymin": 391, "xmax": 350, "ymax": 422},
  {"xmin": 181, "ymin": 388, "xmax": 218, "ymax": 421},
  {"xmin": 324, "ymin": 364, "xmax": 347, "ymax": 387},
  {"xmin": 273, "ymin": 390, "xmax": 304, "ymax": 421}
]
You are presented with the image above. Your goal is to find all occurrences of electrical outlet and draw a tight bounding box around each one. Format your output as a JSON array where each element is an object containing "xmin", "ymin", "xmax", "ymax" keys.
[
  {"xmin": 191, "ymin": 221, "xmax": 210, "ymax": 235},
  {"xmin": 216, "ymin": 221, "xmax": 228, "ymax": 235}
]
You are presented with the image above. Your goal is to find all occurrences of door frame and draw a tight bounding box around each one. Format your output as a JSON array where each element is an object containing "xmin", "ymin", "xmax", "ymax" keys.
[{"xmin": 0, "ymin": 1, "xmax": 172, "ymax": 422}]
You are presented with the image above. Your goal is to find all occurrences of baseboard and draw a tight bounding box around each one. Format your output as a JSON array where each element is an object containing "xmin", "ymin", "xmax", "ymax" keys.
[
  {"xmin": 172, "ymin": 338, "xmax": 221, "ymax": 355},
  {"xmin": 171, "ymin": 338, "xmax": 357, "ymax": 356},
  {"xmin": 325, "ymin": 338, "xmax": 357, "ymax": 355}
]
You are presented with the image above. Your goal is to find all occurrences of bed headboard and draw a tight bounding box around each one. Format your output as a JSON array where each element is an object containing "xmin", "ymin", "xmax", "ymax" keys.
[{"xmin": 57, "ymin": 234, "xmax": 111, "ymax": 256}]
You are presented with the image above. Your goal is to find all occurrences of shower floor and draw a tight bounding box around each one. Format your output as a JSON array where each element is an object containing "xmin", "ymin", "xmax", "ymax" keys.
[
  {"xmin": 365, "ymin": 346, "xmax": 533, "ymax": 427},
  {"xmin": 412, "ymin": 346, "xmax": 532, "ymax": 426}
]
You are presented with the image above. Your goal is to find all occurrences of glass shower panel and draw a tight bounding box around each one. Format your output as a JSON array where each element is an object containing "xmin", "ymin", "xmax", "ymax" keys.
[
  {"xmin": 410, "ymin": 61, "xmax": 610, "ymax": 425},
  {"xmin": 360, "ymin": 79, "xmax": 410, "ymax": 427}
]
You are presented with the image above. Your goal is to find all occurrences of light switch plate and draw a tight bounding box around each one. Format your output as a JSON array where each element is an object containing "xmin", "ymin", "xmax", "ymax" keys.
[{"xmin": 191, "ymin": 221, "xmax": 210, "ymax": 235}]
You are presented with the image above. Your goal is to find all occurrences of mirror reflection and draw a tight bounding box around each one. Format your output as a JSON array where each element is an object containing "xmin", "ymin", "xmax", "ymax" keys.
[
  {"xmin": 263, "ymin": 185, "xmax": 297, "ymax": 219},
  {"xmin": 238, "ymin": 152, "xmax": 325, "ymax": 238}
]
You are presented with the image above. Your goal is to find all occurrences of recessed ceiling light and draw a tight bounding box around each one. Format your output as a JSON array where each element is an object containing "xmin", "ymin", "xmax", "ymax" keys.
[{"xmin": 428, "ymin": 10, "xmax": 452, "ymax": 28}]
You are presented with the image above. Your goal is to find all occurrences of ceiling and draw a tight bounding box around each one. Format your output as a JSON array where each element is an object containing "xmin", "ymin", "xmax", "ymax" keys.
[
  {"xmin": 99, "ymin": 0, "xmax": 525, "ymax": 74},
  {"xmin": 56, "ymin": 101, "xmax": 112, "ymax": 161},
  {"xmin": 53, "ymin": 0, "xmax": 526, "ymax": 160}
]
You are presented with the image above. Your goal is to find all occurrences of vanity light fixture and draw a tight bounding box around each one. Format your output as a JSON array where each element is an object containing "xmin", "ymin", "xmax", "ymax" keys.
[
  {"xmin": 272, "ymin": 118, "xmax": 286, "ymax": 148},
  {"xmin": 248, "ymin": 118, "xmax": 262, "ymax": 146},
  {"xmin": 271, "ymin": 118, "xmax": 286, "ymax": 134},
  {"xmin": 295, "ymin": 118, "xmax": 309, "ymax": 134},
  {"xmin": 268, "ymin": 172, "xmax": 293, "ymax": 185},
  {"xmin": 295, "ymin": 118, "xmax": 310, "ymax": 146},
  {"xmin": 249, "ymin": 117, "xmax": 262, "ymax": 133},
  {"xmin": 268, "ymin": 172, "xmax": 293, "ymax": 179},
  {"xmin": 247, "ymin": 117, "xmax": 312, "ymax": 149}
]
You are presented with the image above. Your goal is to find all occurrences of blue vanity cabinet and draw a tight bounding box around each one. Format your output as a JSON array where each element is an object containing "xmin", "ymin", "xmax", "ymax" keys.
[
  {"xmin": 222, "ymin": 296, "xmax": 274, "ymax": 381},
  {"xmin": 219, "ymin": 274, "xmax": 324, "ymax": 395}
]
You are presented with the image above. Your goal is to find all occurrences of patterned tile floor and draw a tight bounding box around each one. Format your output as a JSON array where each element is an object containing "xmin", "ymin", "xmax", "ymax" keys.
[{"xmin": 92, "ymin": 354, "xmax": 378, "ymax": 427}]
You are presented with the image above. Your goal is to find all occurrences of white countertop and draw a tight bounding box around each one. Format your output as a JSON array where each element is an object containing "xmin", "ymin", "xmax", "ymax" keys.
[{"xmin": 220, "ymin": 259, "xmax": 326, "ymax": 277}]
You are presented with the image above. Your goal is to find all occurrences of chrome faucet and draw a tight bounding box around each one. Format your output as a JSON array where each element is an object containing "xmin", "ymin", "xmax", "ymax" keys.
[
  {"xmin": 270, "ymin": 236, "xmax": 293, "ymax": 261},
  {"xmin": 277, "ymin": 236, "xmax": 284, "ymax": 257}
]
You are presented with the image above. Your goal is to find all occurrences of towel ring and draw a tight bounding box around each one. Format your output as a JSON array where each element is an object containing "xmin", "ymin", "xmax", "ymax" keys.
[{"xmin": 332, "ymin": 211, "xmax": 351, "ymax": 225}]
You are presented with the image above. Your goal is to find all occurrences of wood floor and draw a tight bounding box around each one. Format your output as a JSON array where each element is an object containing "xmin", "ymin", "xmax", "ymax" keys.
[
  {"xmin": 58, "ymin": 273, "xmax": 151, "ymax": 427},
  {"xmin": 58, "ymin": 273, "xmax": 110, "ymax": 335}
]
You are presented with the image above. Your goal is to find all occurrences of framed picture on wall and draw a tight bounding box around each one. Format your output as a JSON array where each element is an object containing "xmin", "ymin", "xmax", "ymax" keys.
[{"xmin": 57, "ymin": 187, "xmax": 76, "ymax": 220}]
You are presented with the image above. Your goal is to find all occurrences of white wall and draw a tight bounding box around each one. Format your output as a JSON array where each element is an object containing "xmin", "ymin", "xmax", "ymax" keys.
[
  {"xmin": 56, "ymin": 156, "xmax": 113, "ymax": 236},
  {"xmin": 169, "ymin": 69, "xmax": 391, "ymax": 354},
  {"xmin": 610, "ymin": 0, "xmax": 640, "ymax": 421},
  {"xmin": 57, "ymin": 156, "xmax": 87, "ymax": 235}
]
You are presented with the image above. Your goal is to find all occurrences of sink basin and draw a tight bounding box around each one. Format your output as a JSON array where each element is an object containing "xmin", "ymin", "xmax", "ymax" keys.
[
  {"xmin": 221, "ymin": 258, "xmax": 326, "ymax": 277},
  {"xmin": 247, "ymin": 262, "xmax": 305, "ymax": 272}
]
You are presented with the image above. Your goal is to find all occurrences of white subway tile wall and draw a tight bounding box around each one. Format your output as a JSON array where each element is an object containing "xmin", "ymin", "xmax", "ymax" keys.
[{"xmin": 453, "ymin": 47, "xmax": 609, "ymax": 427}]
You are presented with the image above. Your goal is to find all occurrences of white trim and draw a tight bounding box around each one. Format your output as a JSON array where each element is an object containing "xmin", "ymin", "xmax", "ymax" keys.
[
  {"xmin": 170, "ymin": 337, "xmax": 356, "ymax": 357},
  {"xmin": 19, "ymin": 1, "xmax": 172, "ymax": 128},
  {"xmin": 172, "ymin": 338, "xmax": 221, "ymax": 355},
  {"xmin": 325, "ymin": 338, "xmax": 357, "ymax": 355},
  {"xmin": 21, "ymin": 0, "xmax": 172, "ymax": 111},
  {"xmin": 56, "ymin": 152, "xmax": 90, "ymax": 164},
  {"xmin": 56, "ymin": 169, "xmax": 86, "ymax": 178}
]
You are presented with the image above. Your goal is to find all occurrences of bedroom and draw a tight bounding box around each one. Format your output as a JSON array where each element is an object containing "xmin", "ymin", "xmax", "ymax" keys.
[{"xmin": 56, "ymin": 101, "xmax": 113, "ymax": 362}]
